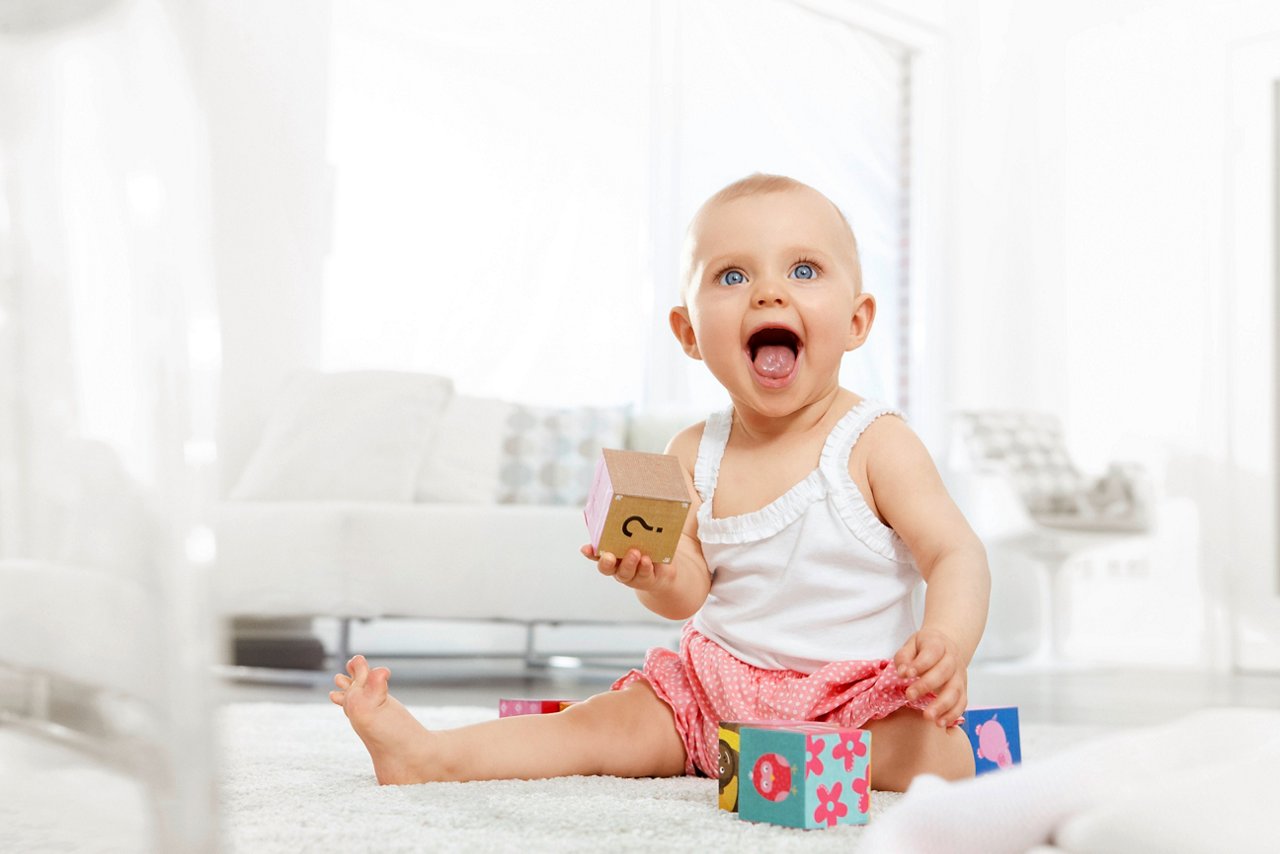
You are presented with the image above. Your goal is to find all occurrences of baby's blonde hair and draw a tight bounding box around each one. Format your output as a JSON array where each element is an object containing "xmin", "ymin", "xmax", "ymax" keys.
[{"xmin": 680, "ymin": 173, "xmax": 862, "ymax": 299}]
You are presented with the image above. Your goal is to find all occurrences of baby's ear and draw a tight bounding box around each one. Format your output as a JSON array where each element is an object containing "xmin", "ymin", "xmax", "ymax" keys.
[
  {"xmin": 846, "ymin": 292, "xmax": 876, "ymax": 351},
  {"xmin": 669, "ymin": 306, "xmax": 702, "ymax": 360}
]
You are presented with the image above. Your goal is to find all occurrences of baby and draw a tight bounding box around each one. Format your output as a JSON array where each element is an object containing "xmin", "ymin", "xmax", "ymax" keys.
[{"xmin": 331, "ymin": 173, "xmax": 991, "ymax": 791}]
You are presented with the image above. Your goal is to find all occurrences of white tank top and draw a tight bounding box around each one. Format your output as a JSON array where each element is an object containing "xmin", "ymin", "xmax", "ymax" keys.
[{"xmin": 690, "ymin": 400, "xmax": 921, "ymax": 672}]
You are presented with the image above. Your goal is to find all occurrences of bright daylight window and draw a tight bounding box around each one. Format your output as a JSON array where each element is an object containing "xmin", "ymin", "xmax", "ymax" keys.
[{"xmin": 324, "ymin": 0, "xmax": 909, "ymax": 413}]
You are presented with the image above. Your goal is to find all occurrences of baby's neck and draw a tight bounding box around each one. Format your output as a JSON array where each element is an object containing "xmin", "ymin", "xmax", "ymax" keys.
[{"xmin": 731, "ymin": 386, "xmax": 858, "ymax": 444}]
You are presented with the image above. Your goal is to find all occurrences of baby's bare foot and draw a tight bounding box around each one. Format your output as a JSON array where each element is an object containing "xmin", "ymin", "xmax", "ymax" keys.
[{"xmin": 329, "ymin": 655, "xmax": 440, "ymax": 785}]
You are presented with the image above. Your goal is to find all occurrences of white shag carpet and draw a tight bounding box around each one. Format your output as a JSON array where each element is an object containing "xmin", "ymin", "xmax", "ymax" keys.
[{"xmin": 218, "ymin": 702, "xmax": 1099, "ymax": 853}]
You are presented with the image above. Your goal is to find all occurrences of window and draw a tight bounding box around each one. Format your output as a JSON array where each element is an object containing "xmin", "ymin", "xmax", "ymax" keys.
[{"xmin": 324, "ymin": 0, "xmax": 910, "ymax": 412}]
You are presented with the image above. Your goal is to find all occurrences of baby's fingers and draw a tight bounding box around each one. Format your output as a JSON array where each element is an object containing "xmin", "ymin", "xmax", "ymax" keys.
[
  {"xmin": 629, "ymin": 554, "xmax": 656, "ymax": 587},
  {"xmin": 595, "ymin": 550, "xmax": 619, "ymax": 577},
  {"xmin": 906, "ymin": 656, "xmax": 956, "ymax": 701},
  {"xmin": 612, "ymin": 549, "xmax": 643, "ymax": 584},
  {"xmin": 902, "ymin": 638, "xmax": 946, "ymax": 682},
  {"xmin": 893, "ymin": 636, "xmax": 920, "ymax": 677},
  {"xmin": 923, "ymin": 681, "xmax": 965, "ymax": 727}
]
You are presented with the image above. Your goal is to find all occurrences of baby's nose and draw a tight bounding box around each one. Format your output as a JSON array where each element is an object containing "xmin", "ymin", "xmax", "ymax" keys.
[{"xmin": 751, "ymin": 280, "xmax": 788, "ymax": 306}]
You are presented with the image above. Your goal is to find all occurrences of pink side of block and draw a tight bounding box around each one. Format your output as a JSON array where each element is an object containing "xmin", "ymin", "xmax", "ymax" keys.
[
  {"xmin": 498, "ymin": 699, "xmax": 575, "ymax": 717},
  {"xmin": 583, "ymin": 453, "xmax": 614, "ymax": 550}
]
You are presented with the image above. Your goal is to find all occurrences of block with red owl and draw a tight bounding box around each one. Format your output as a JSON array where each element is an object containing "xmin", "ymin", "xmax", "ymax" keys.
[
  {"xmin": 718, "ymin": 719, "xmax": 841, "ymax": 813},
  {"xmin": 737, "ymin": 724, "xmax": 872, "ymax": 829}
]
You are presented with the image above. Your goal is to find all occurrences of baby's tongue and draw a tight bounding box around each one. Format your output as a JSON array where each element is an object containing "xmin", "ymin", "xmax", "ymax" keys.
[{"xmin": 754, "ymin": 345, "xmax": 796, "ymax": 378}]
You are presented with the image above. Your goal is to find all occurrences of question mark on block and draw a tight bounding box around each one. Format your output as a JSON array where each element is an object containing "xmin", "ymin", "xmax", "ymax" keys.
[{"xmin": 622, "ymin": 515, "xmax": 663, "ymax": 537}]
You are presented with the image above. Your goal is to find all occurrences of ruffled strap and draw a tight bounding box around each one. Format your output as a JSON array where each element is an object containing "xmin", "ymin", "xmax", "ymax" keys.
[
  {"xmin": 696, "ymin": 469, "xmax": 825, "ymax": 544},
  {"xmin": 819, "ymin": 400, "xmax": 912, "ymax": 562},
  {"xmin": 693, "ymin": 407, "xmax": 733, "ymax": 503}
]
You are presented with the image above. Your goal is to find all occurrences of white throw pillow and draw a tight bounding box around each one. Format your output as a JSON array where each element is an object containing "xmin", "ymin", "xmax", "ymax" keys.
[
  {"xmin": 231, "ymin": 371, "xmax": 454, "ymax": 501},
  {"xmin": 414, "ymin": 394, "xmax": 515, "ymax": 503}
]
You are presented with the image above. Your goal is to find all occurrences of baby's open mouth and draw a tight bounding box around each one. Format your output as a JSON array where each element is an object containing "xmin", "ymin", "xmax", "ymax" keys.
[{"xmin": 747, "ymin": 327, "xmax": 802, "ymax": 379}]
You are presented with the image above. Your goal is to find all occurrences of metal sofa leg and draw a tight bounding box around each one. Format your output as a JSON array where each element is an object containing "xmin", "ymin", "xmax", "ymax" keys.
[
  {"xmin": 336, "ymin": 617, "xmax": 352, "ymax": 666},
  {"xmin": 523, "ymin": 622, "xmax": 543, "ymax": 670}
]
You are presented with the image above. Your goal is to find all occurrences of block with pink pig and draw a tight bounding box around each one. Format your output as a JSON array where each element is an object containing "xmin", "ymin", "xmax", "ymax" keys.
[
  {"xmin": 737, "ymin": 723, "xmax": 872, "ymax": 829},
  {"xmin": 960, "ymin": 706, "xmax": 1021, "ymax": 774}
]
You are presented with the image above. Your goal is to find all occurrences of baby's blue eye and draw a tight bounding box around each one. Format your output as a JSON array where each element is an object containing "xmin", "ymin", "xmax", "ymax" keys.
[
  {"xmin": 718, "ymin": 269, "xmax": 746, "ymax": 286},
  {"xmin": 791, "ymin": 263, "xmax": 816, "ymax": 280}
]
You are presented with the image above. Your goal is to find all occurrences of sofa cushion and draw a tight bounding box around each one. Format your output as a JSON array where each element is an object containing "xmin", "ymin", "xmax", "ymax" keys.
[
  {"xmin": 231, "ymin": 371, "xmax": 454, "ymax": 501},
  {"xmin": 416, "ymin": 398, "xmax": 630, "ymax": 506},
  {"xmin": 497, "ymin": 403, "xmax": 629, "ymax": 505},
  {"xmin": 414, "ymin": 394, "xmax": 515, "ymax": 503}
]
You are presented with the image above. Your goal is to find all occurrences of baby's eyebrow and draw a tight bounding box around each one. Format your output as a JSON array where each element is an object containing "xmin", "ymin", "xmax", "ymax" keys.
[
  {"xmin": 779, "ymin": 246, "xmax": 830, "ymax": 260},
  {"xmin": 701, "ymin": 252, "xmax": 747, "ymax": 272},
  {"xmin": 703, "ymin": 247, "xmax": 830, "ymax": 270}
]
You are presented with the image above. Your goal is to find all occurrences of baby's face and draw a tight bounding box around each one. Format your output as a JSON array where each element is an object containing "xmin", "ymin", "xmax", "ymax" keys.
[{"xmin": 670, "ymin": 187, "xmax": 874, "ymax": 416}]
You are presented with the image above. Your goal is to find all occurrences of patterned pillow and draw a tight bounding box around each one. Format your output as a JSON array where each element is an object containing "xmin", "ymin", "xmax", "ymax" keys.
[
  {"xmin": 954, "ymin": 410, "xmax": 1085, "ymax": 515},
  {"xmin": 498, "ymin": 404, "xmax": 630, "ymax": 505}
]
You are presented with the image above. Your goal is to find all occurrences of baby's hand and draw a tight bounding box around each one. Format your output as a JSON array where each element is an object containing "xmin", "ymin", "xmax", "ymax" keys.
[
  {"xmin": 893, "ymin": 627, "xmax": 968, "ymax": 728},
  {"xmin": 580, "ymin": 544, "xmax": 672, "ymax": 593}
]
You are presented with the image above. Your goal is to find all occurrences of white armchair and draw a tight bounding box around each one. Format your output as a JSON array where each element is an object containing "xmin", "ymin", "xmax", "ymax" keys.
[{"xmin": 947, "ymin": 410, "xmax": 1167, "ymax": 666}]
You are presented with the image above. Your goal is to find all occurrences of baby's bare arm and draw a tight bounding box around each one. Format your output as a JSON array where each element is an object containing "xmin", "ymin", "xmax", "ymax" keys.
[
  {"xmin": 580, "ymin": 424, "xmax": 712, "ymax": 620},
  {"xmin": 861, "ymin": 416, "xmax": 991, "ymax": 724}
]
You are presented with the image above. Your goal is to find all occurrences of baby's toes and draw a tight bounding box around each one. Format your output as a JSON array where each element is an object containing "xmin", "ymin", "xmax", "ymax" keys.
[
  {"xmin": 328, "ymin": 689, "xmax": 346, "ymax": 706},
  {"xmin": 366, "ymin": 666, "xmax": 391, "ymax": 693},
  {"xmin": 346, "ymin": 654, "xmax": 370, "ymax": 683}
]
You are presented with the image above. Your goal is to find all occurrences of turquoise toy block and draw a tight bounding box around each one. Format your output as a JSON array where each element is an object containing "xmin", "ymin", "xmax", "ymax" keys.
[
  {"xmin": 961, "ymin": 706, "xmax": 1021, "ymax": 774},
  {"xmin": 737, "ymin": 724, "xmax": 872, "ymax": 829}
]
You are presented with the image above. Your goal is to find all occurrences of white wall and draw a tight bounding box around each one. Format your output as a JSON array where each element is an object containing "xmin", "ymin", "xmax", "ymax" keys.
[{"xmin": 939, "ymin": 0, "xmax": 1280, "ymax": 667}]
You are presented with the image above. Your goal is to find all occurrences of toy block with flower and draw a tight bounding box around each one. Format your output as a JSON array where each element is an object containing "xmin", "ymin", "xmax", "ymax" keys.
[
  {"xmin": 584, "ymin": 449, "xmax": 691, "ymax": 565},
  {"xmin": 736, "ymin": 723, "xmax": 872, "ymax": 829},
  {"xmin": 960, "ymin": 706, "xmax": 1021, "ymax": 775},
  {"xmin": 497, "ymin": 699, "xmax": 576, "ymax": 717}
]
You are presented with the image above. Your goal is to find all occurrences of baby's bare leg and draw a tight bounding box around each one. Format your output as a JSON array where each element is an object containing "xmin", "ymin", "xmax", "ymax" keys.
[
  {"xmin": 863, "ymin": 706, "xmax": 975, "ymax": 791},
  {"xmin": 329, "ymin": 655, "xmax": 686, "ymax": 784}
]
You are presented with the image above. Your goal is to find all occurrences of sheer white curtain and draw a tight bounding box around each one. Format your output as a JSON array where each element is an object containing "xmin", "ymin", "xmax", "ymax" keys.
[
  {"xmin": 655, "ymin": 0, "xmax": 908, "ymax": 413},
  {"xmin": 324, "ymin": 0, "xmax": 908, "ymax": 413},
  {"xmin": 325, "ymin": 0, "xmax": 652, "ymax": 406},
  {"xmin": 0, "ymin": 0, "xmax": 219, "ymax": 849}
]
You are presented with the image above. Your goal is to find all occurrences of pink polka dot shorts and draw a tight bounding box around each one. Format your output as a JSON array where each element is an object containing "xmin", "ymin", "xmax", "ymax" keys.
[{"xmin": 612, "ymin": 623, "xmax": 933, "ymax": 777}]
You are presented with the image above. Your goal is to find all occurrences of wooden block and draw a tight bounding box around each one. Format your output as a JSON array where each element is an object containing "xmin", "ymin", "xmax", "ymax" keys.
[
  {"xmin": 738, "ymin": 723, "xmax": 872, "ymax": 829},
  {"xmin": 583, "ymin": 449, "xmax": 691, "ymax": 564},
  {"xmin": 960, "ymin": 706, "xmax": 1021, "ymax": 774}
]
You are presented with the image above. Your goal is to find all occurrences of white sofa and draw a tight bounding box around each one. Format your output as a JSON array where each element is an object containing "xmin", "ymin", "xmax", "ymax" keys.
[{"xmin": 214, "ymin": 371, "xmax": 692, "ymax": 665}]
